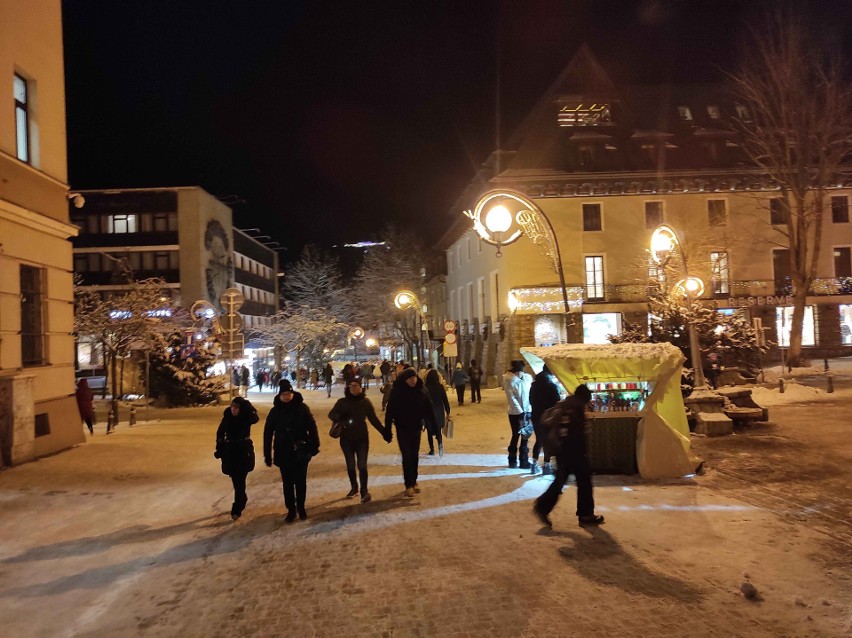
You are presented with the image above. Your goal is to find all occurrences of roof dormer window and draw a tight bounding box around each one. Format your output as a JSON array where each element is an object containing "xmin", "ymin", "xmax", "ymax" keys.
[
  {"xmin": 707, "ymin": 105, "xmax": 721, "ymax": 120},
  {"xmin": 677, "ymin": 106, "xmax": 692, "ymax": 121}
]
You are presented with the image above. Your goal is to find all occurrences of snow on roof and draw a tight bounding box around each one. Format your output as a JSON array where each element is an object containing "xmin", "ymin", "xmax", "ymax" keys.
[{"xmin": 522, "ymin": 342, "xmax": 683, "ymax": 362}]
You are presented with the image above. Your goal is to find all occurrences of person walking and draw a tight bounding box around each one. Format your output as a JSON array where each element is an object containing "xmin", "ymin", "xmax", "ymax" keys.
[
  {"xmin": 502, "ymin": 360, "xmax": 531, "ymax": 469},
  {"xmin": 263, "ymin": 380, "xmax": 320, "ymax": 522},
  {"xmin": 384, "ymin": 368, "xmax": 435, "ymax": 497},
  {"xmin": 424, "ymin": 369, "xmax": 450, "ymax": 456},
  {"xmin": 468, "ymin": 359, "xmax": 483, "ymax": 404},
  {"xmin": 328, "ymin": 378, "xmax": 387, "ymax": 502},
  {"xmin": 214, "ymin": 397, "xmax": 259, "ymax": 520},
  {"xmin": 529, "ymin": 364, "xmax": 561, "ymax": 475},
  {"xmin": 379, "ymin": 359, "xmax": 391, "ymax": 385},
  {"xmin": 239, "ymin": 365, "xmax": 250, "ymax": 397},
  {"xmin": 322, "ymin": 362, "xmax": 334, "ymax": 398},
  {"xmin": 533, "ymin": 384, "xmax": 604, "ymax": 529},
  {"xmin": 361, "ymin": 361, "xmax": 374, "ymax": 389},
  {"xmin": 450, "ymin": 363, "xmax": 469, "ymax": 406},
  {"xmin": 381, "ymin": 361, "xmax": 405, "ymax": 411},
  {"xmin": 75, "ymin": 378, "xmax": 96, "ymax": 435}
]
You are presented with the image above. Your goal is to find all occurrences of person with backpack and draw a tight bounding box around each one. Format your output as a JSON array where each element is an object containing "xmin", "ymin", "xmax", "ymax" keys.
[
  {"xmin": 529, "ymin": 364, "xmax": 561, "ymax": 475},
  {"xmin": 533, "ymin": 384, "xmax": 604, "ymax": 529}
]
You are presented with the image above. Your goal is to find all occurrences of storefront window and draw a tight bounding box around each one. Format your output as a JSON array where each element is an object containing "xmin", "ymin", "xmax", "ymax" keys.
[
  {"xmin": 534, "ymin": 315, "xmax": 563, "ymax": 346},
  {"xmin": 839, "ymin": 305, "xmax": 852, "ymax": 345},
  {"xmin": 775, "ymin": 306, "xmax": 815, "ymax": 347},
  {"xmin": 583, "ymin": 313, "xmax": 622, "ymax": 344}
]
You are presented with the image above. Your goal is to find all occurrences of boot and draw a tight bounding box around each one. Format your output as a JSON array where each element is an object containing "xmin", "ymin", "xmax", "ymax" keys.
[
  {"xmin": 542, "ymin": 463, "xmax": 553, "ymax": 476},
  {"xmin": 530, "ymin": 462, "xmax": 540, "ymax": 475},
  {"xmin": 519, "ymin": 456, "xmax": 531, "ymax": 469},
  {"xmin": 285, "ymin": 510, "xmax": 297, "ymax": 523},
  {"xmin": 507, "ymin": 454, "xmax": 517, "ymax": 468}
]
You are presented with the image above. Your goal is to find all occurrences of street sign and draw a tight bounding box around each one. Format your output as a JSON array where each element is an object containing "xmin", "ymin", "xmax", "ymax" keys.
[
  {"xmin": 221, "ymin": 312, "xmax": 244, "ymax": 333},
  {"xmin": 219, "ymin": 287, "xmax": 245, "ymax": 312}
]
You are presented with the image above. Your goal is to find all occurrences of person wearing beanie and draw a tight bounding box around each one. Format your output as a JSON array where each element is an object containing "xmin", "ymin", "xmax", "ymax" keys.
[
  {"xmin": 328, "ymin": 378, "xmax": 388, "ymax": 502},
  {"xmin": 384, "ymin": 367, "xmax": 435, "ymax": 497},
  {"xmin": 214, "ymin": 396, "xmax": 259, "ymax": 520},
  {"xmin": 263, "ymin": 379, "xmax": 320, "ymax": 522},
  {"xmin": 533, "ymin": 384, "xmax": 604, "ymax": 529},
  {"xmin": 529, "ymin": 364, "xmax": 561, "ymax": 475}
]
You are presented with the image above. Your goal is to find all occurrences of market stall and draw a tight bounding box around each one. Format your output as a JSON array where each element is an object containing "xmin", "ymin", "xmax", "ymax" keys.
[{"xmin": 520, "ymin": 342, "xmax": 701, "ymax": 479}]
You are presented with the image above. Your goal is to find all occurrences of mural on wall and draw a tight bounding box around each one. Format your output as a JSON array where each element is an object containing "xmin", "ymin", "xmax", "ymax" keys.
[{"xmin": 204, "ymin": 220, "xmax": 233, "ymax": 304}]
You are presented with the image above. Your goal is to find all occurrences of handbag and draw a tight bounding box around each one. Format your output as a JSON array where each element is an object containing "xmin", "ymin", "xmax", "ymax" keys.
[
  {"xmin": 443, "ymin": 416, "xmax": 454, "ymax": 439},
  {"xmin": 329, "ymin": 421, "xmax": 344, "ymax": 438},
  {"xmin": 518, "ymin": 414, "xmax": 534, "ymax": 438}
]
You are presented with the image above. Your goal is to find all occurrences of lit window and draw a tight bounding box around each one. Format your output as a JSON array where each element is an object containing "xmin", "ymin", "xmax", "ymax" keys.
[
  {"xmin": 677, "ymin": 106, "xmax": 692, "ymax": 121},
  {"xmin": 776, "ymin": 306, "xmax": 815, "ymax": 347},
  {"xmin": 108, "ymin": 214, "xmax": 138, "ymax": 233},
  {"xmin": 644, "ymin": 201, "xmax": 663, "ymax": 229},
  {"xmin": 582, "ymin": 313, "xmax": 622, "ymax": 344},
  {"xmin": 710, "ymin": 252, "xmax": 730, "ymax": 294},
  {"xmin": 14, "ymin": 74, "xmax": 29, "ymax": 162},
  {"xmin": 735, "ymin": 104, "xmax": 751, "ymax": 120},
  {"xmin": 707, "ymin": 105, "xmax": 721, "ymax": 119},
  {"xmin": 831, "ymin": 196, "xmax": 849, "ymax": 223},
  {"xmin": 584, "ymin": 256, "xmax": 605, "ymax": 301},
  {"xmin": 582, "ymin": 203, "xmax": 602, "ymax": 231},
  {"xmin": 707, "ymin": 199, "xmax": 727, "ymax": 226}
]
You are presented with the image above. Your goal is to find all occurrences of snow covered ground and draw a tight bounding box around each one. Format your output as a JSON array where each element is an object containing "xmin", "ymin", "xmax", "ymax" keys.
[{"xmin": 0, "ymin": 383, "xmax": 850, "ymax": 636}]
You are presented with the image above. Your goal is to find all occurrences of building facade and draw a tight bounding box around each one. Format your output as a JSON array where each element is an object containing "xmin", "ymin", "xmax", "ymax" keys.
[
  {"xmin": 0, "ymin": 0, "xmax": 84, "ymax": 465},
  {"xmin": 72, "ymin": 187, "xmax": 279, "ymax": 376},
  {"xmin": 442, "ymin": 46, "xmax": 852, "ymax": 381}
]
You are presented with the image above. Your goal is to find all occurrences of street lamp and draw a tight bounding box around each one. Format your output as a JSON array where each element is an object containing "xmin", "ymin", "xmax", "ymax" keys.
[
  {"xmin": 650, "ymin": 224, "xmax": 708, "ymax": 390},
  {"xmin": 348, "ymin": 326, "xmax": 364, "ymax": 362},
  {"xmin": 465, "ymin": 190, "xmax": 572, "ymax": 315},
  {"xmin": 394, "ymin": 289, "xmax": 427, "ymax": 365}
]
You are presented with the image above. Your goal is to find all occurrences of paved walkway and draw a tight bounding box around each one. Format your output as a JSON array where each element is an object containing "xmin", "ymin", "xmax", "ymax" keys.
[{"xmin": 0, "ymin": 385, "xmax": 849, "ymax": 637}]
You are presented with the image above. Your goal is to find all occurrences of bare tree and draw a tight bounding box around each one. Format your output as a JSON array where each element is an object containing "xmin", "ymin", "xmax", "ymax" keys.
[
  {"xmin": 251, "ymin": 303, "xmax": 347, "ymax": 378},
  {"xmin": 351, "ymin": 226, "xmax": 429, "ymax": 362},
  {"xmin": 281, "ymin": 243, "xmax": 353, "ymax": 323},
  {"xmin": 74, "ymin": 278, "xmax": 173, "ymax": 419},
  {"xmin": 729, "ymin": 7, "xmax": 852, "ymax": 366}
]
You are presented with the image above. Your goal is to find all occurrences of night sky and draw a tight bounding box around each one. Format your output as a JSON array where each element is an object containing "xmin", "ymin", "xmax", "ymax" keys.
[{"xmin": 61, "ymin": 0, "xmax": 851, "ymax": 260}]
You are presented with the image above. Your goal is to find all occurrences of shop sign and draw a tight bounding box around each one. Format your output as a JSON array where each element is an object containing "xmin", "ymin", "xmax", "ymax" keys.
[{"xmin": 720, "ymin": 295, "xmax": 793, "ymax": 308}]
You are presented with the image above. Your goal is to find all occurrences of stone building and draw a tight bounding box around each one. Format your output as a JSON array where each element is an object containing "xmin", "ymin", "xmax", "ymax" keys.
[
  {"xmin": 0, "ymin": 0, "xmax": 84, "ymax": 465},
  {"xmin": 441, "ymin": 46, "xmax": 852, "ymax": 382}
]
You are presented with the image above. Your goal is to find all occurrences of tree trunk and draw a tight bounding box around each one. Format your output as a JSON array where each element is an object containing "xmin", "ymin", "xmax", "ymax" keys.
[{"xmin": 786, "ymin": 283, "xmax": 809, "ymax": 367}]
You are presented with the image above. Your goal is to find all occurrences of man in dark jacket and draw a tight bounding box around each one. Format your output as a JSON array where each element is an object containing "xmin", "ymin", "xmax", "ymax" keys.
[
  {"xmin": 529, "ymin": 365, "xmax": 561, "ymax": 475},
  {"xmin": 215, "ymin": 397, "xmax": 259, "ymax": 520},
  {"xmin": 384, "ymin": 368, "xmax": 435, "ymax": 497},
  {"xmin": 468, "ymin": 359, "xmax": 483, "ymax": 404},
  {"xmin": 264, "ymin": 380, "xmax": 320, "ymax": 522},
  {"xmin": 533, "ymin": 384, "xmax": 604, "ymax": 529}
]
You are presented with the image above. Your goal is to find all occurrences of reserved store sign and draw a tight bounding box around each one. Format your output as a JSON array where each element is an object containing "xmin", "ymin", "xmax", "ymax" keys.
[{"xmin": 719, "ymin": 295, "xmax": 794, "ymax": 308}]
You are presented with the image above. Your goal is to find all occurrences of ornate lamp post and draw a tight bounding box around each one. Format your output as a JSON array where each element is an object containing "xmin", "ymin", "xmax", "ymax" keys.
[
  {"xmin": 464, "ymin": 190, "xmax": 572, "ymax": 315},
  {"xmin": 394, "ymin": 290, "xmax": 426, "ymax": 365},
  {"xmin": 650, "ymin": 224, "xmax": 708, "ymax": 390}
]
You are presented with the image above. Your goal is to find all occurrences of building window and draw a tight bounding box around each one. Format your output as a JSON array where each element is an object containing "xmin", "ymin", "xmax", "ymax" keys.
[
  {"xmin": 773, "ymin": 248, "xmax": 792, "ymax": 295},
  {"xmin": 73, "ymin": 253, "xmax": 88, "ymax": 273},
  {"xmin": 584, "ymin": 256, "xmax": 605, "ymax": 301},
  {"xmin": 467, "ymin": 237, "xmax": 471, "ymax": 261},
  {"xmin": 14, "ymin": 74, "xmax": 30, "ymax": 162},
  {"xmin": 770, "ymin": 198, "xmax": 789, "ymax": 225},
  {"xmin": 107, "ymin": 214, "xmax": 138, "ymax": 233},
  {"xmin": 648, "ymin": 258, "xmax": 665, "ymax": 288},
  {"xmin": 776, "ymin": 306, "xmax": 815, "ymax": 347},
  {"xmin": 710, "ymin": 251, "xmax": 730, "ymax": 294},
  {"xmin": 735, "ymin": 104, "xmax": 751, "ymax": 121},
  {"xmin": 834, "ymin": 247, "xmax": 852, "ymax": 279},
  {"xmin": 154, "ymin": 251, "xmax": 169, "ymax": 270},
  {"xmin": 20, "ymin": 265, "xmax": 45, "ymax": 366},
  {"xmin": 153, "ymin": 212, "xmax": 169, "ymax": 232},
  {"xmin": 707, "ymin": 199, "xmax": 727, "ymax": 226},
  {"xmin": 582, "ymin": 203, "xmax": 602, "ymax": 231},
  {"xmin": 677, "ymin": 106, "xmax": 692, "ymax": 121},
  {"xmin": 583, "ymin": 313, "xmax": 622, "ymax": 344},
  {"xmin": 831, "ymin": 196, "xmax": 849, "ymax": 223},
  {"xmin": 644, "ymin": 201, "xmax": 663, "ymax": 229},
  {"xmin": 707, "ymin": 105, "xmax": 721, "ymax": 120}
]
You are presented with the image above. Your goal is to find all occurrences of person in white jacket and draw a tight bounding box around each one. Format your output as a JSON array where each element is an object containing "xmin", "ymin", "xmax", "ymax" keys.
[{"xmin": 502, "ymin": 360, "xmax": 532, "ymax": 468}]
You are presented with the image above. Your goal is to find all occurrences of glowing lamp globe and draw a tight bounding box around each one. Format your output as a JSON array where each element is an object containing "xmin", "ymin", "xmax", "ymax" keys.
[
  {"xmin": 484, "ymin": 205, "xmax": 513, "ymax": 234},
  {"xmin": 650, "ymin": 225, "xmax": 678, "ymax": 264}
]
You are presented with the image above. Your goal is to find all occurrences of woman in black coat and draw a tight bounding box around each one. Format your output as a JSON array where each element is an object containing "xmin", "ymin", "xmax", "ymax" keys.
[
  {"xmin": 263, "ymin": 380, "xmax": 320, "ymax": 522},
  {"xmin": 424, "ymin": 369, "xmax": 450, "ymax": 457},
  {"xmin": 215, "ymin": 397, "xmax": 259, "ymax": 520},
  {"xmin": 328, "ymin": 378, "xmax": 387, "ymax": 502},
  {"xmin": 384, "ymin": 368, "xmax": 436, "ymax": 497}
]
